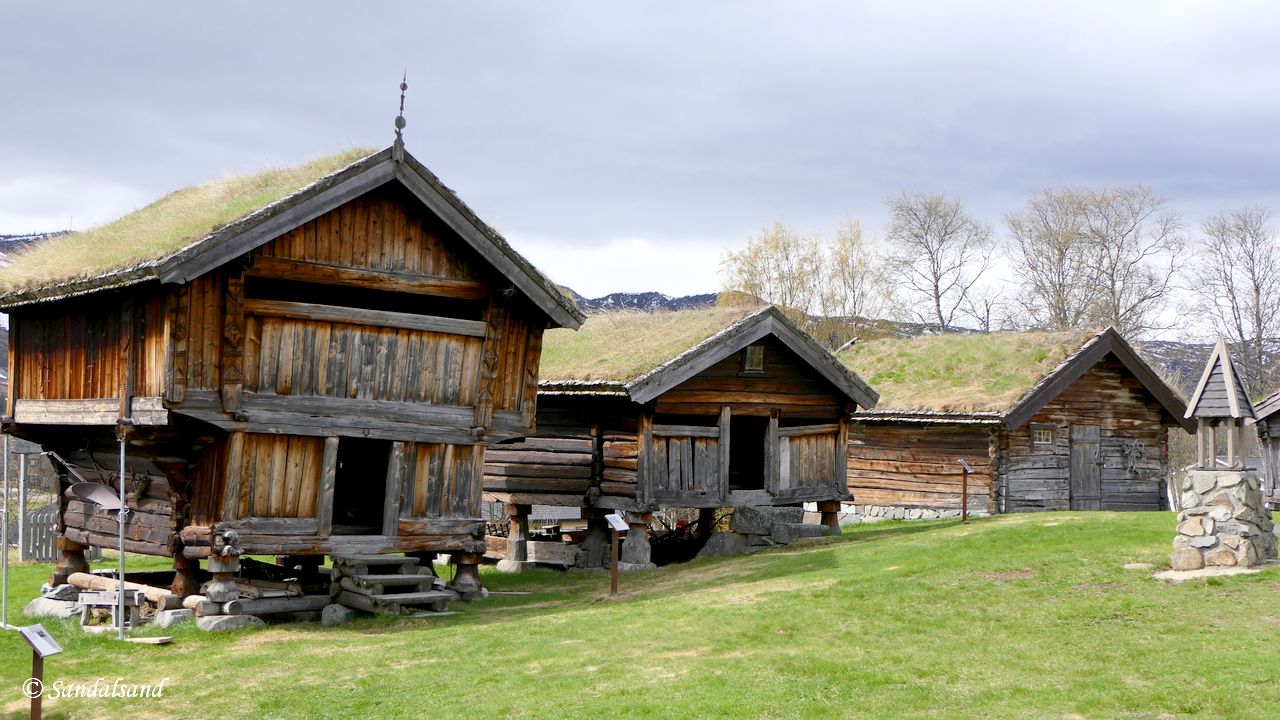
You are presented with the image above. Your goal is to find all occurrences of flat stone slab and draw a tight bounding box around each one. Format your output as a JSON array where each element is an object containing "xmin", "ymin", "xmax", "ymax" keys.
[
  {"xmin": 1154, "ymin": 566, "xmax": 1265, "ymax": 583},
  {"xmin": 495, "ymin": 559, "xmax": 538, "ymax": 573},
  {"xmin": 154, "ymin": 609, "xmax": 194, "ymax": 628},
  {"xmin": 1122, "ymin": 563, "xmax": 1155, "ymax": 571},
  {"xmin": 197, "ymin": 614, "xmax": 266, "ymax": 632}
]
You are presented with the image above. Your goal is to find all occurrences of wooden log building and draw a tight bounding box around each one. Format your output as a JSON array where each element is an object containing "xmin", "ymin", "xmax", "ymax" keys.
[
  {"xmin": 482, "ymin": 305, "xmax": 878, "ymax": 568},
  {"xmin": 838, "ymin": 328, "xmax": 1193, "ymax": 514},
  {"xmin": 0, "ymin": 140, "xmax": 583, "ymax": 599}
]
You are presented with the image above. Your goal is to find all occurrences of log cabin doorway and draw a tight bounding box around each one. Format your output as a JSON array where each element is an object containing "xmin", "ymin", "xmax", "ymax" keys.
[
  {"xmin": 728, "ymin": 415, "xmax": 768, "ymax": 491},
  {"xmin": 331, "ymin": 437, "xmax": 391, "ymax": 534},
  {"xmin": 1069, "ymin": 424, "xmax": 1101, "ymax": 510}
]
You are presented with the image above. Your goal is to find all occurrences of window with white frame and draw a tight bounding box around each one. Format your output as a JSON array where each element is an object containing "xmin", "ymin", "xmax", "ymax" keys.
[{"xmin": 1032, "ymin": 426, "xmax": 1054, "ymax": 446}]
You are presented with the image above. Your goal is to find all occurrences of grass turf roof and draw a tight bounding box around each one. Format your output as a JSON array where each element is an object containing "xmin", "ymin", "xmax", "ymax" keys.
[
  {"xmin": 538, "ymin": 305, "xmax": 759, "ymax": 386},
  {"xmin": 0, "ymin": 147, "xmax": 377, "ymax": 293},
  {"xmin": 838, "ymin": 329, "xmax": 1097, "ymax": 414}
]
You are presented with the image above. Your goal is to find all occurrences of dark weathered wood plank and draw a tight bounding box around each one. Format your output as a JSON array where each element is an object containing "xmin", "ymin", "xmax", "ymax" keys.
[{"xmin": 244, "ymin": 299, "xmax": 487, "ymax": 338}]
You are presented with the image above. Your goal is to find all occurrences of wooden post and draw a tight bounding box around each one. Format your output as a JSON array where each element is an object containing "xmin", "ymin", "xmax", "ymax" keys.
[
  {"xmin": 817, "ymin": 501, "xmax": 841, "ymax": 535},
  {"xmin": 1208, "ymin": 421, "xmax": 1218, "ymax": 468},
  {"xmin": 717, "ymin": 406, "xmax": 731, "ymax": 503},
  {"xmin": 1197, "ymin": 418, "xmax": 1207, "ymax": 469},
  {"xmin": 170, "ymin": 553, "xmax": 201, "ymax": 597},
  {"xmin": 1227, "ymin": 420, "xmax": 1237, "ymax": 469},
  {"xmin": 30, "ymin": 651, "xmax": 43, "ymax": 720},
  {"xmin": 620, "ymin": 512, "xmax": 653, "ymax": 567},
  {"xmin": 696, "ymin": 507, "xmax": 716, "ymax": 538},
  {"xmin": 500, "ymin": 503, "xmax": 530, "ymax": 570},
  {"xmin": 610, "ymin": 527, "xmax": 619, "ymax": 596},
  {"xmin": 451, "ymin": 552, "xmax": 483, "ymax": 597},
  {"xmin": 17, "ymin": 455, "xmax": 26, "ymax": 561},
  {"xmin": 958, "ymin": 458, "xmax": 974, "ymax": 524},
  {"xmin": 51, "ymin": 538, "xmax": 90, "ymax": 586}
]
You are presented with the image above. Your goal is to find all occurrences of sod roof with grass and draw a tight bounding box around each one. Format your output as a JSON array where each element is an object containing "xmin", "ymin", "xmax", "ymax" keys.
[
  {"xmin": 0, "ymin": 145, "xmax": 584, "ymax": 327},
  {"xmin": 838, "ymin": 327, "xmax": 1192, "ymax": 430},
  {"xmin": 537, "ymin": 304, "xmax": 879, "ymax": 409},
  {"xmin": 837, "ymin": 330, "xmax": 1090, "ymax": 414},
  {"xmin": 539, "ymin": 305, "xmax": 760, "ymax": 388},
  {"xmin": 0, "ymin": 148, "xmax": 377, "ymax": 295}
]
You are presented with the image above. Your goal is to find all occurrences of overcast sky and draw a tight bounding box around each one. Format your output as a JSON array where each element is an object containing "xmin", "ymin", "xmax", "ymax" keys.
[{"xmin": 3, "ymin": 2, "xmax": 1279, "ymax": 299}]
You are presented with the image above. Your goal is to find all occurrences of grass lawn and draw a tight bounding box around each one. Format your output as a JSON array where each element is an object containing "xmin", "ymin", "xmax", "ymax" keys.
[{"xmin": 1, "ymin": 512, "xmax": 1277, "ymax": 719}]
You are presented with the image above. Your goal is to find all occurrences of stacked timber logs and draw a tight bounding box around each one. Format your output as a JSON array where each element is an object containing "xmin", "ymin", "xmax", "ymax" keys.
[
  {"xmin": 485, "ymin": 436, "xmax": 594, "ymax": 494},
  {"xmin": 846, "ymin": 425, "xmax": 995, "ymax": 513},
  {"xmin": 598, "ymin": 433, "xmax": 639, "ymax": 501},
  {"xmin": 330, "ymin": 554, "xmax": 457, "ymax": 616}
]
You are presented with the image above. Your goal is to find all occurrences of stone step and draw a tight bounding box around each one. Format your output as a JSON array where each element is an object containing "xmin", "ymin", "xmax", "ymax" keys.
[{"xmin": 771, "ymin": 522, "xmax": 830, "ymax": 544}]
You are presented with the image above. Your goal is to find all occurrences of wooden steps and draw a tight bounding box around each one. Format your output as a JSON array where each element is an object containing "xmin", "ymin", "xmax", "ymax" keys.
[{"xmin": 330, "ymin": 554, "xmax": 456, "ymax": 616}]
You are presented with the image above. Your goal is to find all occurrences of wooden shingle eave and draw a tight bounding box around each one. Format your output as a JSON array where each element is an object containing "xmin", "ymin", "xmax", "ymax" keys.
[
  {"xmin": 1184, "ymin": 339, "xmax": 1256, "ymax": 420},
  {"xmin": 1002, "ymin": 327, "xmax": 1194, "ymax": 434}
]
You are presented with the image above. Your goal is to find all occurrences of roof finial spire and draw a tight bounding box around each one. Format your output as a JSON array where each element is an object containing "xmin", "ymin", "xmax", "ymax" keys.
[{"xmin": 393, "ymin": 71, "xmax": 408, "ymax": 161}]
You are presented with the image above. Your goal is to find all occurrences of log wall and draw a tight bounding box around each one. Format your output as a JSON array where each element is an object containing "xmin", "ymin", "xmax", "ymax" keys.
[
  {"xmin": 999, "ymin": 361, "xmax": 1170, "ymax": 512},
  {"xmin": 846, "ymin": 423, "xmax": 996, "ymax": 512}
]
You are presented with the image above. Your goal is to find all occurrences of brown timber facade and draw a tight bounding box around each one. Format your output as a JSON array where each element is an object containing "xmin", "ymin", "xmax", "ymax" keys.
[
  {"xmin": 482, "ymin": 307, "xmax": 878, "ymax": 567},
  {"xmin": 845, "ymin": 329, "xmax": 1193, "ymax": 515},
  {"xmin": 1, "ymin": 146, "xmax": 582, "ymax": 594}
]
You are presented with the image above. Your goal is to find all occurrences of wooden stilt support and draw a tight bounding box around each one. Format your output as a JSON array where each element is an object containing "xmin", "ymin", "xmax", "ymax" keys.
[
  {"xmin": 497, "ymin": 504, "xmax": 531, "ymax": 572},
  {"xmin": 51, "ymin": 537, "xmax": 90, "ymax": 586},
  {"xmin": 205, "ymin": 555, "xmax": 241, "ymax": 604},
  {"xmin": 620, "ymin": 512, "xmax": 654, "ymax": 569},
  {"xmin": 818, "ymin": 500, "xmax": 841, "ymax": 535},
  {"xmin": 451, "ymin": 552, "xmax": 483, "ymax": 598},
  {"xmin": 696, "ymin": 507, "xmax": 716, "ymax": 539},
  {"xmin": 170, "ymin": 552, "xmax": 202, "ymax": 597},
  {"xmin": 580, "ymin": 509, "xmax": 609, "ymax": 569}
]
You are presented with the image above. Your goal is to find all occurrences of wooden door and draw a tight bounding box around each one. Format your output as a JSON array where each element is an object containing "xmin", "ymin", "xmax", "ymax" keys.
[{"xmin": 1069, "ymin": 424, "xmax": 1101, "ymax": 510}]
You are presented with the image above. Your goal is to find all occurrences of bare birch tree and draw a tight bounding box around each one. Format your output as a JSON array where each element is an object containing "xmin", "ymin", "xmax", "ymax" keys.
[
  {"xmin": 1078, "ymin": 185, "xmax": 1184, "ymax": 337},
  {"xmin": 1006, "ymin": 189, "xmax": 1094, "ymax": 330},
  {"xmin": 882, "ymin": 192, "xmax": 993, "ymax": 330},
  {"xmin": 1195, "ymin": 206, "xmax": 1280, "ymax": 392}
]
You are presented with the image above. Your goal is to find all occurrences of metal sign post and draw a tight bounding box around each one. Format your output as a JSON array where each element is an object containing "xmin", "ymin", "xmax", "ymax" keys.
[
  {"xmin": 20, "ymin": 623, "xmax": 63, "ymax": 720},
  {"xmin": 17, "ymin": 452, "xmax": 25, "ymax": 562},
  {"xmin": 604, "ymin": 513, "xmax": 629, "ymax": 596},
  {"xmin": 117, "ymin": 438, "xmax": 127, "ymax": 641},
  {"xmin": 957, "ymin": 459, "xmax": 974, "ymax": 524},
  {"xmin": 2, "ymin": 434, "xmax": 9, "ymax": 629}
]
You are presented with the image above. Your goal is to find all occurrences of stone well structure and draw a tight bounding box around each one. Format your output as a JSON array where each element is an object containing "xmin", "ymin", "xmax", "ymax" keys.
[
  {"xmin": 1174, "ymin": 339, "xmax": 1278, "ymax": 571},
  {"xmin": 1172, "ymin": 469, "xmax": 1276, "ymax": 570}
]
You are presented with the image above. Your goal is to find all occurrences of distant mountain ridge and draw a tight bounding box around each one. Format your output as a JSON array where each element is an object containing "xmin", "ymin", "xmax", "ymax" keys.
[{"xmin": 565, "ymin": 289, "xmax": 718, "ymax": 313}]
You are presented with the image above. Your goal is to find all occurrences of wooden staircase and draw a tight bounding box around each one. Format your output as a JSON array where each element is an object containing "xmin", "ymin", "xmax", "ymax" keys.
[{"xmin": 330, "ymin": 554, "xmax": 458, "ymax": 616}]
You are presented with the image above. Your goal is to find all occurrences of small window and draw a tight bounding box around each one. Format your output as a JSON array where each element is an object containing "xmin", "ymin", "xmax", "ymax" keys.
[
  {"xmin": 1032, "ymin": 426, "xmax": 1054, "ymax": 446},
  {"xmin": 742, "ymin": 344, "xmax": 765, "ymax": 373}
]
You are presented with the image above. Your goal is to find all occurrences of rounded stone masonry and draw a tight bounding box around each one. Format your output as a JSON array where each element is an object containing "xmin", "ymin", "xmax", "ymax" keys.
[{"xmin": 1173, "ymin": 470, "xmax": 1277, "ymax": 571}]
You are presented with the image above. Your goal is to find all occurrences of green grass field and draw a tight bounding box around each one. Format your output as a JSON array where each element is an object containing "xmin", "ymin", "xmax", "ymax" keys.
[{"xmin": 2, "ymin": 512, "xmax": 1277, "ymax": 719}]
